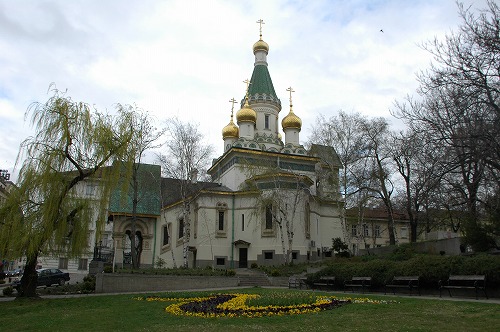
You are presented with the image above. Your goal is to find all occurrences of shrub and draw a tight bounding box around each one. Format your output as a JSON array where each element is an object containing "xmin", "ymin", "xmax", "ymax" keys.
[
  {"xmin": 270, "ymin": 269, "xmax": 280, "ymax": 277},
  {"xmin": 155, "ymin": 256, "xmax": 166, "ymax": 269},
  {"xmin": 225, "ymin": 269, "xmax": 236, "ymax": 276},
  {"xmin": 79, "ymin": 275, "xmax": 96, "ymax": 293},
  {"xmin": 389, "ymin": 243, "xmax": 416, "ymax": 261},
  {"xmin": 2, "ymin": 286, "xmax": 13, "ymax": 296},
  {"xmin": 251, "ymin": 263, "xmax": 258, "ymax": 269},
  {"xmin": 103, "ymin": 266, "xmax": 113, "ymax": 273}
]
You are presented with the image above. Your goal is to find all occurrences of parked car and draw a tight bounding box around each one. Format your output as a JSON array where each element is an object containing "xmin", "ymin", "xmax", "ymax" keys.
[
  {"xmin": 12, "ymin": 268, "xmax": 70, "ymax": 291},
  {"xmin": 7, "ymin": 268, "xmax": 23, "ymax": 278}
]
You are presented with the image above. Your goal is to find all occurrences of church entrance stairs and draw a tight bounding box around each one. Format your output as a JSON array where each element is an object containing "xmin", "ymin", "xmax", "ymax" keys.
[{"xmin": 235, "ymin": 268, "xmax": 271, "ymax": 287}]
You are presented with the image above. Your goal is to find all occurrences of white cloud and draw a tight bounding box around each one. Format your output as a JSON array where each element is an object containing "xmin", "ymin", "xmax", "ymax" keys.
[{"xmin": 0, "ymin": 0, "xmax": 488, "ymax": 181}]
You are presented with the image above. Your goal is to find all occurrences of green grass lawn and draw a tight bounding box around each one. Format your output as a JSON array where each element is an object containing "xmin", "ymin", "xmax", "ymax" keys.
[{"xmin": 1, "ymin": 288, "xmax": 498, "ymax": 332}]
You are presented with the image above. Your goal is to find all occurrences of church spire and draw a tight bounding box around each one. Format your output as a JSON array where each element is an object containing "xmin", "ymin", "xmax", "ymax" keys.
[
  {"xmin": 246, "ymin": 19, "xmax": 280, "ymax": 110},
  {"xmin": 253, "ymin": 19, "xmax": 269, "ymax": 55}
]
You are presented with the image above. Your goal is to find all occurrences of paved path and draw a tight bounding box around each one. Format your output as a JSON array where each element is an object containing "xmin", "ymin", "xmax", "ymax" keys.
[{"xmin": 1, "ymin": 286, "xmax": 499, "ymax": 304}]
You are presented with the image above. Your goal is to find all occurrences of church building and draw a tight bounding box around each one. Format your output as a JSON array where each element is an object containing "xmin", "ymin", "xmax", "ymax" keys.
[
  {"xmin": 154, "ymin": 24, "xmax": 344, "ymax": 268},
  {"xmin": 24, "ymin": 23, "xmax": 345, "ymax": 274}
]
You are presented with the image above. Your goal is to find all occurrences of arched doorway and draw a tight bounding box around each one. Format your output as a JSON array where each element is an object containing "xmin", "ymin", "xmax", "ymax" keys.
[
  {"xmin": 112, "ymin": 215, "xmax": 155, "ymax": 269},
  {"xmin": 124, "ymin": 229, "xmax": 143, "ymax": 267}
]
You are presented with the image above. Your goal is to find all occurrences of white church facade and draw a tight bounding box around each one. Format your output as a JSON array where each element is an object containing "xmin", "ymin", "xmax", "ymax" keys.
[{"xmin": 153, "ymin": 27, "xmax": 344, "ymax": 268}]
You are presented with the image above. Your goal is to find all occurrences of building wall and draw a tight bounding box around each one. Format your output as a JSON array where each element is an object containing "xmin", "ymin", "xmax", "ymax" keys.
[{"xmin": 156, "ymin": 188, "xmax": 343, "ymax": 269}]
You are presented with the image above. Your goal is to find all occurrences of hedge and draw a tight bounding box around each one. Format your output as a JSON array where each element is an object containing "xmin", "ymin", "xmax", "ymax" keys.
[{"xmin": 309, "ymin": 254, "xmax": 500, "ymax": 288}]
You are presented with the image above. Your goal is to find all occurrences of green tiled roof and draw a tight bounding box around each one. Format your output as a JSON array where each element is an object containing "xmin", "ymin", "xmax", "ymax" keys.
[
  {"xmin": 249, "ymin": 65, "xmax": 277, "ymax": 98},
  {"xmin": 242, "ymin": 64, "xmax": 281, "ymax": 108},
  {"xmin": 108, "ymin": 163, "xmax": 161, "ymax": 216}
]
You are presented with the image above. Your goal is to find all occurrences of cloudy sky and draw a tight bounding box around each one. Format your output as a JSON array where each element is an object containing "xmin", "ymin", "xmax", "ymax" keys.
[{"xmin": 0, "ymin": 0, "xmax": 488, "ymax": 181}]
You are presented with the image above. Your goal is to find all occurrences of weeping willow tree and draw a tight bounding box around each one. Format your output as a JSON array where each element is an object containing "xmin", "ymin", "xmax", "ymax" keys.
[{"xmin": 0, "ymin": 87, "xmax": 136, "ymax": 297}]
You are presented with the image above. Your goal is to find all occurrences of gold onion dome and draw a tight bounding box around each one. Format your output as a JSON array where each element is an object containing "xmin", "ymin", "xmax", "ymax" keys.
[
  {"xmin": 253, "ymin": 38, "xmax": 269, "ymax": 54},
  {"xmin": 222, "ymin": 118, "xmax": 239, "ymax": 139},
  {"xmin": 236, "ymin": 100, "xmax": 257, "ymax": 124},
  {"xmin": 282, "ymin": 108, "xmax": 302, "ymax": 130}
]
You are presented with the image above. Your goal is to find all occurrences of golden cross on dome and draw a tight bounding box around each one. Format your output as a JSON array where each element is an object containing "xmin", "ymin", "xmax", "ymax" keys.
[
  {"xmin": 286, "ymin": 86, "xmax": 295, "ymax": 107},
  {"xmin": 256, "ymin": 19, "xmax": 265, "ymax": 39},
  {"xmin": 229, "ymin": 98, "xmax": 237, "ymax": 117},
  {"xmin": 243, "ymin": 79, "xmax": 252, "ymax": 99}
]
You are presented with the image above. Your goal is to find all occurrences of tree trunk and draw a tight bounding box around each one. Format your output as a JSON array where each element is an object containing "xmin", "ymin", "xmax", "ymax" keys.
[
  {"xmin": 18, "ymin": 255, "xmax": 39, "ymax": 298},
  {"xmin": 130, "ymin": 166, "xmax": 140, "ymax": 269},
  {"xmin": 182, "ymin": 201, "xmax": 190, "ymax": 268},
  {"xmin": 278, "ymin": 221, "xmax": 288, "ymax": 264}
]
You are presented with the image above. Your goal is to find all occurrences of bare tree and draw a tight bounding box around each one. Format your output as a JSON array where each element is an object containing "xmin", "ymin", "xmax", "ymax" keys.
[
  {"xmin": 157, "ymin": 118, "xmax": 213, "ymax": 268},
  {"xmin": 392, "ymin": 1, "xmax": 500, "ymax": 250},
  {"xmin": 308, "ymin": 111, "xmax": 365, "ymax": 247},
  {"xmin": 240, "ymin": 157, "xmax": 309, "ymax": 264},
  {"xmin": 117, "ymin": 105, "xmax": 164, "ymax": 269},
  {"xmin": 357, "ymin": 117, "xmax": 397, "ymax": 245},
  {"xmin": 390, "ymin": 128, "xmax": 444, "ymax": 242},
  {"xmin": 259, "ymin": 174, "xmax": 307, "ymax": 264}
]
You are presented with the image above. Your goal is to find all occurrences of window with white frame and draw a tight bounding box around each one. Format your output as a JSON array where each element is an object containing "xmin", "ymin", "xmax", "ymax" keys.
[
  {"xmin": 375, "ymin": 225, "xmax": 381, "ymax": 237},
  {"xmin": 351, "ymin": 225, "xmax": 358, "ymax": 236},
  {"xmin": 78, "ymin": 258, "xmax": 88, "ymax": 270},
  {"xmin": 218, "ymin": 211, "xmax": 224, "ymax": 230},
  {"xmin": 85, "ymin": 183, "xmax": 96, "ymax": 196},
  {"xmin": 400, "ymin": 227, "xmax": 408, "ymax": 239},
  {"xmin": 178, "ymin": 218, "xmax": 184, "ymax": 240},
  {"xmin": 265, "ymin": 205, "xmax": 273, "ymax": 230},
  {"xmin": 265, "ymin": 114, "xmax": 270, "ymax": 129},
  {"xmin": 162, "ymin": 224, "xmax": 171, "ymax": 246},
  {"xmin": 58, "ymin": 257, "xmax": 68, "ymax": 269},
  {"xmin": 363, "ymin": 224, "xmax": 369, "ymax": 237},
  {"xmin": 216, "ymin": 202, "xmax": 228, "ymax": 237}
]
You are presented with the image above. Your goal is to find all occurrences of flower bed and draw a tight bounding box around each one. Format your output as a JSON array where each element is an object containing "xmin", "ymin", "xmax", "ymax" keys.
[{"xmin": 135, "ymin": 291, "xmax": 397, "ymax": 318}]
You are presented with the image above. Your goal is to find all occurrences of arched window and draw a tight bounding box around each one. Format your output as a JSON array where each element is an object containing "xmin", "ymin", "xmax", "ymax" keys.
[
  {"xmin": 265, "ymin": 205, "xmax": 273, "ymax": 230},
  {"xmin": 216, "ymin": 202, "xmax": 228, "ymax": 237},
  {"xmin": 178, "ymin": 218, "xmax": 184, "ymax": 239},
  {"xmin": 305, "ymin": 202, "xmax": 311, "ymax": 238},
  {"xmin": 162, "ymin": 223, "xmax": 172, "ymax": 247}
]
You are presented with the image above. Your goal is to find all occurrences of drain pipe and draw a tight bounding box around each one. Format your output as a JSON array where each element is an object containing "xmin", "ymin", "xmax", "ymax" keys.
[
  {"xmin": 231, "ymin": 194, "xmax": 235, "ymax": 269},
  {"xmin": 152, "ymin": 218, "xmax": 157, "ymax": 268}
]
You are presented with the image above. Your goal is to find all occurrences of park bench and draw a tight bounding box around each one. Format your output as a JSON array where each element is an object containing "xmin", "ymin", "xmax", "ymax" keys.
[
  {"xmin": 385, "ymin": 276, "xmax": 420, "ymax": 296},
  {"xmin": 344, "ymin": 276, "xmax": 371, "ymax": 293},
  {"xmin": 312, "ymin": 276, "xmax": 335, "ymax": 290},
  {"xmin": 288, "ymin": 276, "xmax": 308, "ymax": 289},
  {"xmin": 439, "ymin": 275, "xmax": 488, "ymax": 299}
]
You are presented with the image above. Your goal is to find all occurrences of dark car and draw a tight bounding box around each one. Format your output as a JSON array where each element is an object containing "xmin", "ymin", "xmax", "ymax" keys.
[
  {"xmin": 13, "ymin": 268, "xmax": 70, "ymax": 291},
  {"xmin": 7, "ymin": 268, "xmax": 23, "ymax": 277}
]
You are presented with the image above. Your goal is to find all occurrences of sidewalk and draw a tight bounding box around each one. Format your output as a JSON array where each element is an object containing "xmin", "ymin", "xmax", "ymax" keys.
[{"xmin": 1, "ymin": 286, "xmax": 499, "ymax": 304}]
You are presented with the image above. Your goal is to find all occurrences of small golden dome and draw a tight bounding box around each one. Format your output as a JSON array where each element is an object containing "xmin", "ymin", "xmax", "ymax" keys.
[
  {"xmin": 282, "ymin": 109, "xmax": 302, "ymax": 130},
  {"xmin": 253, "ymin": 38, "xmax": 269, "ymax": 54},
  {"xmin": 236, "ymin": 100, "xmax": 257, "ymax": 124},
  {"xmin": 222, "ymin": 118, "xmax": 239, "ymax": 139}
]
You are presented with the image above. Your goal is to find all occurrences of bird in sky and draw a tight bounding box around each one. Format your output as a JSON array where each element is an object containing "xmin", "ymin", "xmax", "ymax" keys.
[{"xmin": 380, "ymin": 29, "xmax": 384, "ymax": 33}]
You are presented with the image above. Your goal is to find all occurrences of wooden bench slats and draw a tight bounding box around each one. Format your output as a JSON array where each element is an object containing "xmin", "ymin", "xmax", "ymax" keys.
[
  {"xmin": 439, "ymin": 275, "xmax": 487, "ymax": 299},
  {"xmin": 312, "ymin": 276, "xmax": 335, "ymax": 290},
  {"xmin": 344, "ymin": 276, "xmax": 371, "ymax": 293},
  {"xmin": 288, "ymin": 277, "xmax": 308, "ymax": 289},
  {"xmin": 385, "ymin": 276, "xmax": 420, "ymax": 296}
]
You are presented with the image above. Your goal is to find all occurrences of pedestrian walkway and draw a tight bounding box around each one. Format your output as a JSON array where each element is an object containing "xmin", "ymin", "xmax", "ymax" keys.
[{"xmin": 1, "ymin": 285, "xmax": 499, "ymax": 304}]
